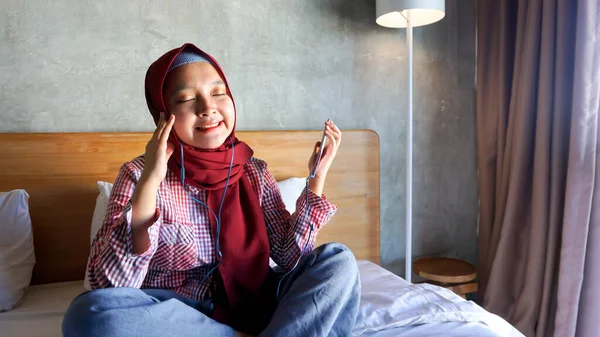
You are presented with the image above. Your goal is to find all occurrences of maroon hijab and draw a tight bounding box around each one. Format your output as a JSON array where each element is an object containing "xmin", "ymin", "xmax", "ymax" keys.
[{"xmin": 144, "ymin": 43, "xmax": 273, "ymax": 333}]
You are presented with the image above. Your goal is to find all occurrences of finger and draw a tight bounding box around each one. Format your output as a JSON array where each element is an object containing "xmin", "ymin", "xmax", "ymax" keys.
[
  {"xmin": 325, "ymin": 122, "xmax": 341, "ymax": 139},
  {"xmin": 327, "ymin": 130, "xmax": 341, "ymax": 149},
  {"xmin": 329, "ymin": 122, "xmax": 342, "ymax": 139},
  {"xmin": 154, "ymin": 112, "xmax": 167, "ymax": 139},
  {"xmin": 159, "ymin": 114, "xmax": 175, "ymax": 144},
  {"xmin": 166, "ymin": 142, "xmax": 175, "ymax": 159},
  {"xmin": 152, "ymin": 114, "xmax": 162, "ymax": 139},
  {"xmin": 324, "ymin": 129, "xmax": 337, "ymax": 149},
  {"xmin": 325, "ymin": 126, "xmax": 337, "ymax": 143},
  {"xmin": 157, "ymin": 113, "xmax": 174, "ymax": 141}
]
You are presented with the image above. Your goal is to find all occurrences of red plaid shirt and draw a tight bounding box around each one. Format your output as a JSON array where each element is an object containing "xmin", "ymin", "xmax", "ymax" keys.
[{"xmin": 88, "ymin": 156, "xmax": 337, "ymax": 300}]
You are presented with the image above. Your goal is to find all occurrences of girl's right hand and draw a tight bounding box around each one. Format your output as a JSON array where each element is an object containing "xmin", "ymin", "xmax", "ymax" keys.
[{"xmin": 140, "ymin": 112, "xmax": 175, "ymax": 186}]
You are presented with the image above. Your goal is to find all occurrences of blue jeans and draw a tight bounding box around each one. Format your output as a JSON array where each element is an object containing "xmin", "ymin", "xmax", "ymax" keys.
[{"xmin": 62, "ymin": 243, "xmax": 361, "ymax": 337}]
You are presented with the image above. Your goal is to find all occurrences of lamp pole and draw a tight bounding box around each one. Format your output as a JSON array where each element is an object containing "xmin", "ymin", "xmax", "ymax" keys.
[{"xmin": 405, "ymin": 10, "xmax": 413, "ymax": 283}]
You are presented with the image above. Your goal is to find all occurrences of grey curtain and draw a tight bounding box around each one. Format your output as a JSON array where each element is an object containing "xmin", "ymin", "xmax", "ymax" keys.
[
  {"xmin": 476, "ymin": 0, "xmax": 600, "ymax": 336},
  {"xmin": 554, "ymin": 1, "xmax": 600, "ymax": 336}
]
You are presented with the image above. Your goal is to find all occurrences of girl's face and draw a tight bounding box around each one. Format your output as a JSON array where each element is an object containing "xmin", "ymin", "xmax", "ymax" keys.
[{"xmin": 162, "ymin": 62, "xmax": 235, "ymax": 149}]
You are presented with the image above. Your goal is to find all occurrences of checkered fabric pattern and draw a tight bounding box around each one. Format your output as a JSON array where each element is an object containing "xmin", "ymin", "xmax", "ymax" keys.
[{"xmin": 88, "ymin": 156, "xmax": 337, "ymax": 300}]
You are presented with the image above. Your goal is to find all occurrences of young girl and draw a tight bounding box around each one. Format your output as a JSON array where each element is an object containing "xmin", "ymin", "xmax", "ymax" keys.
[{"xmin": 62, "ymin": 43, "xmax": 360, "ymax": 337}]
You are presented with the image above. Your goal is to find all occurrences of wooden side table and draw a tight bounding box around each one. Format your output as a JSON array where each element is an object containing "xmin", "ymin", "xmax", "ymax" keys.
[{"xmin": 413, "ymin": 257, "xmax": 478, "ymax": 298}]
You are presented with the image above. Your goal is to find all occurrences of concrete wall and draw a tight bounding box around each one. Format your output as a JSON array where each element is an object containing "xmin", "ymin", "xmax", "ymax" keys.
[{"xmin": 1, "ymin": 0, "xmax": 477, "ymax": 276}]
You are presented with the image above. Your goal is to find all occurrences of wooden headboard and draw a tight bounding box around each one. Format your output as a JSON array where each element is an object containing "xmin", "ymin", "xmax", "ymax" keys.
[{"xmin": 0, "ymin": 130, "xmax": 379, "ymax": 285}]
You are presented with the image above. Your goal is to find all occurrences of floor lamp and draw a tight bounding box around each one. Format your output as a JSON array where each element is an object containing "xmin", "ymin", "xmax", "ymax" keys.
[{"xmin": 375, "ymin": 0, "xmax": 445, "ymax": 283}]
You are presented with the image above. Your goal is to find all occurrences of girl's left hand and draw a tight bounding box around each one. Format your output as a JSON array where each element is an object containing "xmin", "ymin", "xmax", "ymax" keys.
[{"xmin": 308, "ymin": 120, "xmax": 342, "ymax": 179}]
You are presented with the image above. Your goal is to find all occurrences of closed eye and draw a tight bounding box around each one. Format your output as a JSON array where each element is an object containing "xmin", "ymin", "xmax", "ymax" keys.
[{"xmin": 176, "ymin": 98, "xmax": 195, "ymax": 104}]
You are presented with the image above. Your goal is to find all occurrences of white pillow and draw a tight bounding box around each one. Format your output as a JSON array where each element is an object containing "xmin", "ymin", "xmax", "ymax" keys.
[
  {"xmin": 0, "ymin": 190, "xmax": 35, "ymax": 311},
  {"xmin": 276, "ymin": 177, "xmax": 307, "ymax": 213},
  {"xmin": 83, "ymin": 181, "xmax": 113, "ymax": 290}
]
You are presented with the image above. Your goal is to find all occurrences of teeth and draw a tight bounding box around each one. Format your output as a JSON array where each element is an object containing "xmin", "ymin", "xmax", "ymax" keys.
[{"xmin": 200, "ymin": 122, "xmax": 219, "ymax": 129}]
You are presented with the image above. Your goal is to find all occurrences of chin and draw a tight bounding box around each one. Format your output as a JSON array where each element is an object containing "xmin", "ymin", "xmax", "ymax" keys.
[{"xmin": 192, "ymin": 137, "xmax": 229, "ymax": 150}]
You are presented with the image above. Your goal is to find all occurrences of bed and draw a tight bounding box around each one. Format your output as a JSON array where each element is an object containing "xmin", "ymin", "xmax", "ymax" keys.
[{"xmin": 0, "ymin": 131, "xmax": 523, "ymax": 336}]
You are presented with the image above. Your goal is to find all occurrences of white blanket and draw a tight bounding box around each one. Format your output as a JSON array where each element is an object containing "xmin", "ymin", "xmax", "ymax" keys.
[{"xmin": 354, "ymin": 260, "xmax": 524, "ymax": 337}]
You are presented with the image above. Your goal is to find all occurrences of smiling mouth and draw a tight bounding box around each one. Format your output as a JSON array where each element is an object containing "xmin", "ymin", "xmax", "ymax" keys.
[{"xmin": 195, "ymin": 122, "xmax": 222, "ymax": 131}]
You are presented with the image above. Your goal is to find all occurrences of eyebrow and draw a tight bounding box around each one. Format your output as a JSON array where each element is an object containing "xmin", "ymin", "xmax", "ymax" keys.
[{"xmin": 172, "ymin": 80, "xmax": 226, "ymax": 95}]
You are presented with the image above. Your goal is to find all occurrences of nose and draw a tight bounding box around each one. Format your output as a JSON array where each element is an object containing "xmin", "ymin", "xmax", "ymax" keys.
[
  {"xmin": 199, "ymin": 109, "xmax": 216, "ymax": 117},
  {"xmin": 196, "ymin": 98, "xmax": 217, "ymax": 117}
]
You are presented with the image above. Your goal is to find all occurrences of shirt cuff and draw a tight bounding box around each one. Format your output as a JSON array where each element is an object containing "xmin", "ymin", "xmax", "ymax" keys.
[{"xmin": 296, "ymin": 188, "xmax": 338, "ymax": 225}]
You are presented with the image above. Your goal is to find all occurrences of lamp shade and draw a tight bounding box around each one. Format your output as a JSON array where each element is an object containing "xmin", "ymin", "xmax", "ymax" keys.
[{"xmin": 376, "ymin": 0, "xmax": 445, "ymax": 28}]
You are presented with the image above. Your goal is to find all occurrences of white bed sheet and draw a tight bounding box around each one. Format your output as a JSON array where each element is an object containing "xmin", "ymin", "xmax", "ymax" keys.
[
  {"xmin": 360, "ymin": 322, "xmax": 517, "ymax": 337},
  {"xmin": 0, "ymin": 280, "xmax": 85, "ymax": 337},
  {"xmin": 0, "ymin": 261, "xmax": 522, "ymax": 337}
]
